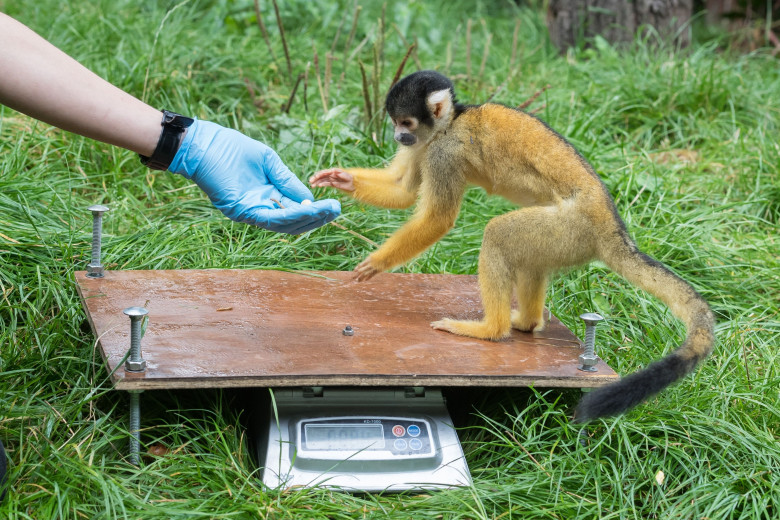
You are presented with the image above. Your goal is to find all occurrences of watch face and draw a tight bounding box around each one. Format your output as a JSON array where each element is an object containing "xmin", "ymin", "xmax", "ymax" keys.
[{"xmin": 162, "ymin": 111, "xmax": 194, "ymax": 129}]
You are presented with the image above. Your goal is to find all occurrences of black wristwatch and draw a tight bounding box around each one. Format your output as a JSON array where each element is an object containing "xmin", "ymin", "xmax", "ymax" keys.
[{"xmin": 139, "ymin": 110, "xmax": 194, "ymax": 171}]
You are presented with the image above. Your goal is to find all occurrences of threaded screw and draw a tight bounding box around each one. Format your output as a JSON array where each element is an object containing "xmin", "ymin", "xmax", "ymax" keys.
[
  {"xmin": 578, "ymin": 312, "xmax": 604, "ymax": 372},
  {"xmin": 124, "ymin": 307, "xmax": 148, "ymax": 372},
  {"xmin": 128, "ymin": 390, "xmax": 142, "ymax": 465},
  {"xmin": 86, "ymin": 205, "xmax": 109, "ymax": 278}
]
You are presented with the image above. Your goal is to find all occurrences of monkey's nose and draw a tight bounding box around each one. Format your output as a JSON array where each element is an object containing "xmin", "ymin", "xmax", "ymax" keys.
[{"xmin": 395, "ymin": 133, "xmax": 417, "ymax": 146}]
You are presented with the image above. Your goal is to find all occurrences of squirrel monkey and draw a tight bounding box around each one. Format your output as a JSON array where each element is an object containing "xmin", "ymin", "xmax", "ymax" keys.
[{"xmin": 309, "ymin": 70, "xmax": 715, "ymax": 422}]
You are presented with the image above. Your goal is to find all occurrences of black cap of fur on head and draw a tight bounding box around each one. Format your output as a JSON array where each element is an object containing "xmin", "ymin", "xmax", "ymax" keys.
[{"xmin": 386, "ymin": 70, "xmax": 457, "ymax": 127}]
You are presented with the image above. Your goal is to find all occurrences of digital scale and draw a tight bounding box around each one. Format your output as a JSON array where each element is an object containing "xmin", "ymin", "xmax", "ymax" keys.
[{"xmin": 251, "ymin": 387, "xmax": 471, "ymax": 492}]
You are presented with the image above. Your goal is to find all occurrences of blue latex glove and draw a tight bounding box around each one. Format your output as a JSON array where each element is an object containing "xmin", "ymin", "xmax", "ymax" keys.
[{"xmin": 168, "ymin": 119, "xmax": 340, "ymax": 234}]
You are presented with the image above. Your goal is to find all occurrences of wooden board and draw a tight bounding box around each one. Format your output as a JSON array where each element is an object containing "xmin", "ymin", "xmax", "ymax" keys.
[{"xmin": 74, "ymin": 270, "xmax": 618, "ymax": 390}]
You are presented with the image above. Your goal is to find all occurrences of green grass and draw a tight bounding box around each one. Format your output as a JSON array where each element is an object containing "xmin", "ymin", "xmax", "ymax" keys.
[{"xmin": 1, "ymin": 0, "xmax": 779, "ymax": 518}]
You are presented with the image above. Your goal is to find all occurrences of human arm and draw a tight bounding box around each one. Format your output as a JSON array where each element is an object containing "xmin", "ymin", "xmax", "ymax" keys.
[
  {"xmin": 0, "ymin": 13, "xmax": 339, "ymax": 234},
  {"xmin": 0, "ymin": 12, "xmax": 161, "ymax": 155}
]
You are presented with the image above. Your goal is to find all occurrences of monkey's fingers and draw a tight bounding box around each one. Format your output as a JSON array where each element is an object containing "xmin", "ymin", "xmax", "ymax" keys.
[
  {"xmin": 309, "ymin": 169, "xmax": 355, "ymax": 191},
  {"xmin": 354, "ymin": 258, "xmax": 380, "ymax": 281},
  {"xmin": 310, "ymin": 179, "xmax": 350, "ymax": 190},
  {"xmin": 312, "ymin": 168, "xmax": 346, "ymax": 176},
  {"xmin": 309, "ymin": 168, "xmax": 344, "ymax": 183},
  {"xmin": 431, "ymin": 319, "xmax": 457, "ymax": 333}
]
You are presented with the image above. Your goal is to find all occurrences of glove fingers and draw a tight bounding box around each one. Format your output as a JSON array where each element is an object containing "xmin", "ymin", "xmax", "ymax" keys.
[
  {"xmin": 240, "ymin": 199, "xmax": 341, "ymax": 235},
  {"xmin": 263, "ymin": 151, "xmax": 314, "ymax": 203},
  {"xmin": 308, "ymin": 199, "xmax": 341, "ymax": 221}
]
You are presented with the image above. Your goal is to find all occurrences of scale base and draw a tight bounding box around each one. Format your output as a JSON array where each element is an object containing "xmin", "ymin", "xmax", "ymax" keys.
[{"xmin": 250, "ymin": 387, "xmax": 472, "ymax": 492}]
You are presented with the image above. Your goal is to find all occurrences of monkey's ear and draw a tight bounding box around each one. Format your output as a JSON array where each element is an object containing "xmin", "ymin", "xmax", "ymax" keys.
[{"xmin": 427, "ymin": 89, "xmax": 453, "ymax": 120}]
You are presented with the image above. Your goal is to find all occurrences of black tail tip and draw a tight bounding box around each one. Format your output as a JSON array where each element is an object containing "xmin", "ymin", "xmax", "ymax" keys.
[{"xmin": 572, "ymin": 352, "xmax": 699, "ymax": 423}]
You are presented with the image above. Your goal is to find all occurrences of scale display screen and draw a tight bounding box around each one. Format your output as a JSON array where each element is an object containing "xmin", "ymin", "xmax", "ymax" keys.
[
  {"xmin": 297, "ymin": 417, "xmax": 434, "ymax": 458},
  {"xmin": 304, "ymin": 423, "xmax": 385, "ymax": 451}
]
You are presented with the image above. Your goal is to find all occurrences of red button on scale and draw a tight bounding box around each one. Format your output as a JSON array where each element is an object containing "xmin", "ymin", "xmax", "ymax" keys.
[{"xmin": 392, "ymin": 425, "xmax": 405, "ymax": 437}]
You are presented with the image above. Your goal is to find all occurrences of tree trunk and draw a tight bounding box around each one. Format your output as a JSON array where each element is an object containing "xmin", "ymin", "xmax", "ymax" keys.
[{"xmin": 547, "ymin": 0, "xmax": 693, "ymax": 52}]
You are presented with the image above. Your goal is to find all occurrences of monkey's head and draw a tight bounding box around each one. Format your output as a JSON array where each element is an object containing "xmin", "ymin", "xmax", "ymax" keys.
[{"xmin": 385, "ymin": 70, "xmax": 456, "ymax": 147}]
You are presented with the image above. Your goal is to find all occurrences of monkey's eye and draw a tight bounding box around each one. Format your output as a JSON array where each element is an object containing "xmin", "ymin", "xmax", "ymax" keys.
[{"xmin": 400, "ymin": 120, "xmax": 413, "ymax": 128}]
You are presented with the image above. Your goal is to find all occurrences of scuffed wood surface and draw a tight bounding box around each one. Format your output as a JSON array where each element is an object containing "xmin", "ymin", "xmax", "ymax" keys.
[{"xmin": 75, "ymin": 270, "xmax": 618, "ymax": 390}]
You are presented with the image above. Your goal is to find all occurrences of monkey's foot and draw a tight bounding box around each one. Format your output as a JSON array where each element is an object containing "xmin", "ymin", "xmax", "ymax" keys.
[
  {"xmin": 510, "ymin": 310, "xmax": 546, "ymax": 333},
  {"xmin": 431, "ymin": 318, "xmax": 509, "ymax": 341}
]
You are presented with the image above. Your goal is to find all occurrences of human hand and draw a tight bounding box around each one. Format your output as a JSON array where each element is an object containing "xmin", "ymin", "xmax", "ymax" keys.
[
  {"xmin": 309, "ymin": 168, "xmax": 355, "ymax": 192},
  {"xmin": 169, "ymin": 120, "xmax": 340, "ymax": 234}
]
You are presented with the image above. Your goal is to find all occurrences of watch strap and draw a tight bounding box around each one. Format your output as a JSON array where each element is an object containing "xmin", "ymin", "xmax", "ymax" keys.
[{"xmin": 139, "ymin": 110, "xmax": 195, "ymax": 171}]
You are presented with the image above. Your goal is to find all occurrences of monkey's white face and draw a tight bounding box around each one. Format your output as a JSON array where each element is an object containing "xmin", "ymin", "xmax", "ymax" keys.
[
  {"xmin": 387, "ymin": 88, "xmax": 453, "ymax": 148},
  {"xmin": 391, "ymin": 116, "xmax": 420, "ymax": 146}
]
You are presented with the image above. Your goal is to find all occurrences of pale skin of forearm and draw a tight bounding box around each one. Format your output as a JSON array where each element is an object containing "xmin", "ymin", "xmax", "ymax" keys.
[{"xmin": 0, "ymin": 12, "xmax": 161, "ymax": 156}]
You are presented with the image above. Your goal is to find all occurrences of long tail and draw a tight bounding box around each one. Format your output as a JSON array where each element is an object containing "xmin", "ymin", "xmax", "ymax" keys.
[{"xmin": 574, "ymin": 228, "xmax": 715, "ymax": 422}]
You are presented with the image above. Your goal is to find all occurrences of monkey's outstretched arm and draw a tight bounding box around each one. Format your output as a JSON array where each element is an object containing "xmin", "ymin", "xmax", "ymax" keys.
[
  {"xmin": 355, "ymin": 178, "xmax": 464, "ymax": 281},
  {"xmin": 348, "ymin": 166, "xmax": 418, "ymax": 209},
  {"xmin": 311, "ymin": 149, "xmax": 418, "ymax": 209}
]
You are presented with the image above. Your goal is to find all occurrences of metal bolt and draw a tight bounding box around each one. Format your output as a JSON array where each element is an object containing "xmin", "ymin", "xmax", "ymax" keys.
[
  {"xmin": 86, "ymin": 204, "xmax": 110, "ymax": 278},
  {"xmin": 128, "ymin": 390, "xmax": 143, "ymax": 465},
  {"xmin": 124, "ymin": 307, "xmax": 148, "ymax": 372},
  {"xmin": 342, "ymin": 325, "xmax": 354, "ymax": 336},
  {"xmin": 578, "ymin": 312, "xmax": 604, "ymax": 372}
]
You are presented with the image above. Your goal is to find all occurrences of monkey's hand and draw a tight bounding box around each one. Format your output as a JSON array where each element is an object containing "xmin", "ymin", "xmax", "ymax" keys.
[
  {"xmin": 354, "ymin": 255, "xmax": 385, "ymax": 281},
  {"xmin": 309, "ymin": 168, "xmax": 355, "ymax": 192}
]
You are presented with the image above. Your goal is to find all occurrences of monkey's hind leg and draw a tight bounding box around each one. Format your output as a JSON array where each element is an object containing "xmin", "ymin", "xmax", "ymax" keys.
[
  {"xmin": 431, "ymin": 260, "xmax": 513, "ymax": 340},
  {"xmin": 510, "ymin": 271, "xmax": 549, "ymax": 332},
  {"xmin": 432, "ymin": 204, "xmax": 592, "ymax": 341},
  {"xmin": 431, "ymin": 214, "xmax": 517, "ymax": 341}
]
